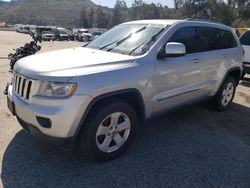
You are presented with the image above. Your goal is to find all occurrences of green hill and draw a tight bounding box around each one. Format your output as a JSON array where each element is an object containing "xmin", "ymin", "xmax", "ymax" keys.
[{"xmin": 0, "ymin": 0, "xmax": 109, "ymax": 27}]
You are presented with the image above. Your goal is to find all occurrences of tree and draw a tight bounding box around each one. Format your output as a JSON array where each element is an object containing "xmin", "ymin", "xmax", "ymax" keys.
[
  {"xmin": 79, "ymin": 0, "xmax": 250, "ymax": 29},
  {"xmin": 113, "ymin": 0, "xmax": 130, "ymax": 25},
  {"xmin": 96, "ymin": 7, "xmax": 109, "ymax": 28},
  {"xmin": 79, "ymin": 8, "xmax": 89, "ymax": 28}
]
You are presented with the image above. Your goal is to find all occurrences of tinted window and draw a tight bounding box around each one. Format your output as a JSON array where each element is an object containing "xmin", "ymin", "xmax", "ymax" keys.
[
  {"xmin": 197, "ymin": 27, "xmax": 221, "ymax": 51},
  {"xmin": 198, "ymin": 27, "xmax": 237, "ymax": 51},
  {"xmin": 168, "ymin": 27, "xmax": 199, "ymax": 54},
  {"xmin": 219, "ymin": 30, "xmax": 237, "ymax": 49},
  {"xmin": 240, "ymin": 30, "xmax": 250, "ymax": 46}
]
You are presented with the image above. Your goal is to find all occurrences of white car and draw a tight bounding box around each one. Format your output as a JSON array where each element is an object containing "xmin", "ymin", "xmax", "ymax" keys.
[
  {"xmin": 78, "ymin": 29, "xmax": 92, "ymax": 42},
  {"xmin": 239, "ymin": 30, "xmax": 250, "ymax": 77}
]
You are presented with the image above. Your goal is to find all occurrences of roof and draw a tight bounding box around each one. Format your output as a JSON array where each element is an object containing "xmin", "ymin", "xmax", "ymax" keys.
[
  {"xmin": 122, "ymin": 19, "xmax": 230, "ymax": 29},
  {"xmin": 123, "ymin": 19, "xmax": 181, "ymax": 26}
]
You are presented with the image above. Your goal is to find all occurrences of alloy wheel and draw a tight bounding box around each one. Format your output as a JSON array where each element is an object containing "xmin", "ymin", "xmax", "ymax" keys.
[
  {"xmin": 96, "ymin": 112, "xmax": 131, "ymax": 153},
  {"xmin": 221, "ymin": 82, "xmax": 234, "ymax": 106}
]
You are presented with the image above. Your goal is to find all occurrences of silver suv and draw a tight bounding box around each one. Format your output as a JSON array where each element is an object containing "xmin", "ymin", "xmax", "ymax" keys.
[{"xmin": 7, "ymin": 19, "xmax": 244, "ymax": 161}]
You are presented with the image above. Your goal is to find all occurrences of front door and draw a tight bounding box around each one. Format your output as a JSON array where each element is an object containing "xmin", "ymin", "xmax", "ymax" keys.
[{"xmin": 152, "ymin": 26, "xmax": 205, "ymax": 114}]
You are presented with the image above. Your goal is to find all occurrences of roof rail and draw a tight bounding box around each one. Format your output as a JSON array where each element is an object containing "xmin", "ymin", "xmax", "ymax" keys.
[{"xmin": 184, "ymin": 18, "xmax": 224, "ymax": 25}]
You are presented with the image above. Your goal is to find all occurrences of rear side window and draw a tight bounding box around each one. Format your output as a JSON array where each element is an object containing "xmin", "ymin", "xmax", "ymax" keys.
[
  {"xmin": 219, "ymin": 30, "xmax": 237, "ymax": 49},
  {"xmin": 197, "ymin": 27, "xmax": 237, "ymax": 51},
  {"xmin": 240, "ymin": 30, "xmax": 250, "ymax": 46},
  {"xmin": 168, "ymin": 26, "xmax": 199, "ymax": 54},
  {"xmin": 197, "ymin": 27, "xmax": 221, "ymax": 51}
]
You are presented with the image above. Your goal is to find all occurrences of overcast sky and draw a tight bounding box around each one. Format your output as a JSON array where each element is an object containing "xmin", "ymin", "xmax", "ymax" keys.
[{"xmin": 2, "ymin": 0, "xmax": 174, "ymax": 8}]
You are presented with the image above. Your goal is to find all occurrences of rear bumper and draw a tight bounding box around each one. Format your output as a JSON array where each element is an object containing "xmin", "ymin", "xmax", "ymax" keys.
[{"xmin": 243, "ymin": 62, "xmax": 250, "ymax": 74}]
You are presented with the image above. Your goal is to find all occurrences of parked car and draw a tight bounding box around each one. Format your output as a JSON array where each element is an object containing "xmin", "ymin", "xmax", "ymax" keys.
[
  {"xmin": 41, "ymin": 31, "xmax": 55, "ymax": 41},
  {"xmin": 16, "ymin": 26, "xmax": 29, "ymax": 34},
  {"xmin": 92, "ymin": 31, "xmax": 102, "ymax": 40},
  {"xmin": 36, "ymin": 27, "xmax": 54, "ymax": 41},
  {"xmin": 239, "ymin": 30, "xmax": 250, "ymax": 77},
  {"xmin": 78, "ymin": 29, "xmax": 92, "ymax": 41},
  {"xmin": 6, "ymin": 19, "xmax": 243, "ymax": 161},
  {"xmin": 54, "ymin": 28, "xmax": 70, "ymax": 41}
]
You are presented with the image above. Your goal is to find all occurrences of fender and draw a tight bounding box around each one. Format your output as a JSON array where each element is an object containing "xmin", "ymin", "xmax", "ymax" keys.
[
  {"xmin": 216, "ymin": 66, "xmax": 242, "ymax": 95},
  {"xmin": 74, "ymin": 88, "xmax": 146, "ymax": 137}
]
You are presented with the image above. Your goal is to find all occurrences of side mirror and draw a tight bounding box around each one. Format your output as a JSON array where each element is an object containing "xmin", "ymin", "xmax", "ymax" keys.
[{"xmin": 165, "ymin": 42, "xmax": 186, "ymax": 57}]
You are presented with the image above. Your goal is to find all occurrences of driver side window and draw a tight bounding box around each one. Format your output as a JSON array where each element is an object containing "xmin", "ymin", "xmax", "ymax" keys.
[{"xmin": 168, "ymin": 26, "xmax": 199, "ymax": 54}]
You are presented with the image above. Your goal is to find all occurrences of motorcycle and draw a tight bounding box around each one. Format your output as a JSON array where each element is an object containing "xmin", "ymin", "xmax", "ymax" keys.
[
  {"xmin": 9, "ymin": 32, "xmax": 42, "ymax": 71},
  {"xmin": 4, "ymin": 32, "xmax": 42, "ymax": 95}
]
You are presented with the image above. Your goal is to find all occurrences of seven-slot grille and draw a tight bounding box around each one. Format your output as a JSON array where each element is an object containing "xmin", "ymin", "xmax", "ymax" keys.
[{"xmin": 13, "ymin": 74, "xmax": 33, "ymax": 100}]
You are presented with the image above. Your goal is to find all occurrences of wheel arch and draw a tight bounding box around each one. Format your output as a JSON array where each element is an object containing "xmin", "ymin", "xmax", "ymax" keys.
[
  {"xmin": 216, "ymin": 67, "xmax": 242, "ymax": 95},
  {"xmin": 74, "ymin": 88, "xmax": 146, "ymax": 137},
  {"xmin": 224, "ymin": 67, "xmax": 242, "ymax": 85}
]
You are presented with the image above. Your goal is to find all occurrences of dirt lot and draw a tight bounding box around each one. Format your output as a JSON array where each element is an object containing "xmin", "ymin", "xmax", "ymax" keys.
[{"xmin": 0, "ymin": 31, "xmax": 250, "ymax": 188}]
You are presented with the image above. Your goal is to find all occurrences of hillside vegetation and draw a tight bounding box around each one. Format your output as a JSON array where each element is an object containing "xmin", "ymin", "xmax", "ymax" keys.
[
  {"xmin": 0, "ymin": 0, "xmax": 105, "ymax": 27},
  {"xmin": 1, "ymin": 0, "xmax": 250, "ymax": 28}
]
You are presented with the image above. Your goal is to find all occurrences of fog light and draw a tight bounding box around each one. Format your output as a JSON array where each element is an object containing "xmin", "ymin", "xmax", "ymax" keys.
[{"xmin": 36, "ymin": 116, "xmax": 52, "ymax": 129}]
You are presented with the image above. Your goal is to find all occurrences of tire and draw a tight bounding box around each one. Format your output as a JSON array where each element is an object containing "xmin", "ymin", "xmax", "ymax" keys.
[
  {"xmin": 79, "ymin": 99, "xmax": 138, "ymax": 161},
  {"xmin": 214, "ymin": 76, "xmax": 237, "ymax": 111}
]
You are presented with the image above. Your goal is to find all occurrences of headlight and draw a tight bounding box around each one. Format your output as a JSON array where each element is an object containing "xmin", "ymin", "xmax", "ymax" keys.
[{"xmin": 37, "ymin": 81, "xmax": 77, "ymax": 97}]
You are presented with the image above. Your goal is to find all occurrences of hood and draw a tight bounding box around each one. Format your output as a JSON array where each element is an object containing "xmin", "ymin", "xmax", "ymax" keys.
[
  {"xmin": 15, "ymin": 47, "xmax": 136, "ymax": 79},
  {"xmin": 42, "ymin": 33, "xmax": 53, "ymax": 35},
  {"xmin": 81, "ymin": 33, "xmax": 92, "ymax": 36}
]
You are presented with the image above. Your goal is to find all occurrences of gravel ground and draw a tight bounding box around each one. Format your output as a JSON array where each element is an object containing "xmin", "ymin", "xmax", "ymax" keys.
[{"xmin": 0, "ymin": 31, "xmax": 250, "ymax": 188}]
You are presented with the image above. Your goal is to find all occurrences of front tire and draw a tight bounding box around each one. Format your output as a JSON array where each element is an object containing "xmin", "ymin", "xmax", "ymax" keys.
[
  {"xmin": 214, "ymin": 76, "xmax": 237, "ymax": 111},
  {"xmin": 79, "ymin": 99, "xmax": 138, "ymax": 161}
]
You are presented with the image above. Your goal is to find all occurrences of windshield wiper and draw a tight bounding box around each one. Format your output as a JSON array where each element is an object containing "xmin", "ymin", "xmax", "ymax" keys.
[
  {"xmin": 99, "ymin": 26, "xmax": 146, "ymax": 51},
  {"xmin": 140, "ymin": 28, "xmax": 165, "ymax": 53},
  {"xmin": 128, "ymin": 42, "xmax": 145, "ymax": 55},
  {"xmin": 128, "ymin": 27, "xmax": 165, "ymax": 56}
]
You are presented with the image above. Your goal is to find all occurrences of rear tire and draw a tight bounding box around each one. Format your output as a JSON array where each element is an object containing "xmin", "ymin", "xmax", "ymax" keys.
[
  {"xmin": 214, "ymin": 76, "xmax": 237, "ymax": 111},
  {"xmin": 79, "ymin": 99, "xmax": 138, "ymax": 161}
]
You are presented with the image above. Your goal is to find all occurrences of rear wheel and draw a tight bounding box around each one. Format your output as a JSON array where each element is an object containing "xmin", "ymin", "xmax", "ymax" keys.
[
  {"xmin": 79, "ymin": 99, "xmax": 138, "ymax": 161},
  {"xmin": 214, "ymin": 77, "xmax": 237, "ymax": 110}
]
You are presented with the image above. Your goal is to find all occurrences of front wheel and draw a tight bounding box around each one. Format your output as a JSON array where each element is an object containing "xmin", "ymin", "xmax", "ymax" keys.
[
  {"xmin": 79, "ymin": 99, "xmax": 138, "ymax": 161},
  {"xmin": 214, "ymin": 77, "xmax": 237, "ymax": 111}
]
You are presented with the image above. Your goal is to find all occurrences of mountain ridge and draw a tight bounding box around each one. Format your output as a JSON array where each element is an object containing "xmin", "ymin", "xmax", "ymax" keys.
[{"xmin": 0, "ymin": 0, "xmax": 110, "ymax": 27}]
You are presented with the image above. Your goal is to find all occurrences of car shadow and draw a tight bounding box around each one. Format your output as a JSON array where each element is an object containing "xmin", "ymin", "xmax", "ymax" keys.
[{"xmin": 1, "ymin": 101, "xmax": 250, "ymax": 187}]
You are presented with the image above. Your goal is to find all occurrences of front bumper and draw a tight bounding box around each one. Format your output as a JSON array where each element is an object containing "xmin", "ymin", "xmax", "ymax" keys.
[
  {"xmin": 243, "ymin": 62, "xmax": 250, "ymax": 74},
  {"xmin": 16, "ymin": 115, "xmax": 76, "ymax": 149},
  {"xmin": 7, "ymin": 84, "xmax": 92, "ymax": 139}
]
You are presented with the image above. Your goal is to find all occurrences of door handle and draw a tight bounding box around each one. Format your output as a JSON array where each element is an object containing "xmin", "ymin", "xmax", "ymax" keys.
[{"xmin": 192, "ymin": 59, "xmax": 200, "ymax": 64}]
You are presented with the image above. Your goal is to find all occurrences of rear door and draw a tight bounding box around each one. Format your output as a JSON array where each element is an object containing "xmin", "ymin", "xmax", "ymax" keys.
[
  {"xmin": 197, "ymin": 27, "xmax": 239, "ymax": 95},
  {"xmin": 197, "ymin": 27, "xmax": 224, "ymax": 93}
]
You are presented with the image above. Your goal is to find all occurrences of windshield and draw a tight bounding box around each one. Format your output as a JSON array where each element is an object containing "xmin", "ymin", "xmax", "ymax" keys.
[
  {"xmin": 86, "ymin": 23, "xmax": 166, "ymax": 56},
  {"xmin": 59, "ymin": 30, "xmax": 67, "ymax": 34},
  {"xmin": 42, "ymin": 31, "xmax": 52, "ymax": 34}
]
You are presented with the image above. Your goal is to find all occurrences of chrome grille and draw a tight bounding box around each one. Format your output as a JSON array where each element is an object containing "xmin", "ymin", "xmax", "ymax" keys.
[{"xmin": 13, "ymin": 73, "xmax": 33, "ymax": 100}]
